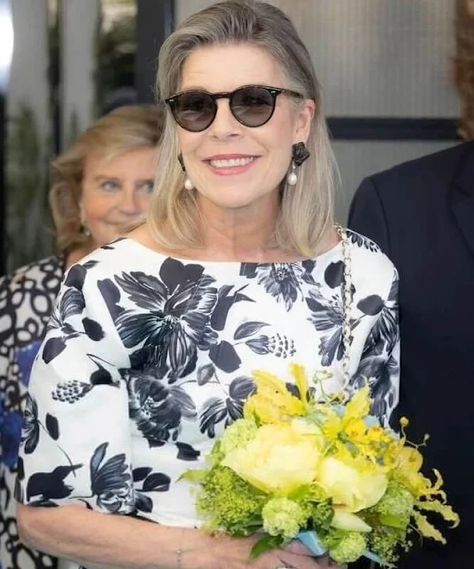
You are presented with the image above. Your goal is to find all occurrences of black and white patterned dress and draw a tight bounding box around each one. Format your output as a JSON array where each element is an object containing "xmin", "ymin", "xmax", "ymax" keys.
[
  {"xmin": 16, "ymin": 232, "xmax": 399, "ymax": 537},
  {"xmin": 0, "ymin": 255, "xmax": 65, "ymax": 569}
]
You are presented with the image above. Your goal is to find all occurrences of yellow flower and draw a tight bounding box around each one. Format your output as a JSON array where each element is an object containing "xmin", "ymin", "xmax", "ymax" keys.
[
  {"xmin": 318, "ymin": 456, "xmax": 388, "ymax": 512},
  {"xmin": 321, "ymin": 409, "xmax": 343, "ymax": 440},
  {"xmin": 244, "ymin": 365, "xmax": 309, "ymax": 423},
  {"xmin": 222, "ymin": 423, "xmax": 321, "ymax": 495},
  {"xmin": 393, "ymin": 447, "xmax": 432, "ymax": 496},
  {"xmin": 345, "ymin": 385, "xmax": 371, "ymax": 421},
  {"xmin": 345, "ymin": 418, "xmax": 368, "ymax": 440}
]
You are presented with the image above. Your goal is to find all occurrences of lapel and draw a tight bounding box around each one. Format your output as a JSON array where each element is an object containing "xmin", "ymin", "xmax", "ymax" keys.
[{"xmin": 450, "ymin": 143, "xmax": 474, "ymax": 259}]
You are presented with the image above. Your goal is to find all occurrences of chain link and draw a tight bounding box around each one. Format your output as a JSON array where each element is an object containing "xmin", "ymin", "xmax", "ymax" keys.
[{"xmin": 335, "ymin": 224, "xmax": 353, "ymax": 389}]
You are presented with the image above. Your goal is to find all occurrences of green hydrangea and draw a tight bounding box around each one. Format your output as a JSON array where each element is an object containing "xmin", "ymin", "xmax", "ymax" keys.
[
  {"xmin": 262, "ymin": 497, "xmax": 309, "ymax": 540},
  {"xmin": 309, "ymin": 499, "xmax": 334, "ymax": 529},
  {"xmin": 368, "ymin": 526, "xmax": 409, "ymax": 568},
  {"xmin": 323, "ymin": 530, "xmax": 367, "ymax": 564},
  {"xmin": 196, "ymin": 466, "xmax": 264, "ymax": 533},
  {"xmin": 219, "ymin": 418, "xmax": 258, "ymax": 457},
  {"xmin": 295, "ymin": 485, "xmax": 334, "ymax": 530},
  {"xmin": 375, "ymin": 481, "xmax": 415, "ymax": 528}
]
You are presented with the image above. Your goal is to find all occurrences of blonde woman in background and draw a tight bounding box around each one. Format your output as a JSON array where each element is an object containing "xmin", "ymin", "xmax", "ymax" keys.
[
  {"xmin": 17, "ymin": 2, "xmax": 399, "ymax": 569},
  {"xmin": 0, "ymin": 104, "xmax": 163, "ymax": 569}
]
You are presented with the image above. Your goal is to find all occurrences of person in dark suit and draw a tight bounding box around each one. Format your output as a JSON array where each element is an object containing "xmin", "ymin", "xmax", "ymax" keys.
[{"xmin": 348, "ymin": 141, "xmax": 474, "ymax": 568}]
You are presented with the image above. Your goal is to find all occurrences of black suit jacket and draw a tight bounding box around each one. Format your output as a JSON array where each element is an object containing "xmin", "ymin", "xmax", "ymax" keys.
[{"xmin": 348, "ymin": 142, "xmax": 474, "ymax": 568}]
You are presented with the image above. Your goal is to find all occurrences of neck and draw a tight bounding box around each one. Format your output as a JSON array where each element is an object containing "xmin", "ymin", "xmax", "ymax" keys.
[
  {"xmin": 197, "ymin": 194, "xmax": 281, "ymax": 262},
  {"xmin": 65, "ymin": 242, "xmax": 96, "ymax": 268}
]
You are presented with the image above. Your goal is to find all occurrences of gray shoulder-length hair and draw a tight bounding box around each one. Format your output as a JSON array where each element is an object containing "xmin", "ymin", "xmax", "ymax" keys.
[{"xmin": 149, "ymin": 0, "xmax": 338, "ymax": 257}]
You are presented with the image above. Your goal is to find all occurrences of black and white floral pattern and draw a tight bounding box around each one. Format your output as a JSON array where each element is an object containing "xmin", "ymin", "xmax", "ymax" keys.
[{"xmin": 18, "ymin": 232, "xmax": 400, "ymax": 535}]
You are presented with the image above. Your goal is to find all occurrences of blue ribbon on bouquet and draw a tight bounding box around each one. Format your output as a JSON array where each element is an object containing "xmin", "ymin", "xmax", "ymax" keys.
[{"xmin": 297, "ymin": 530, "xmax": 383, "ymax": 565}]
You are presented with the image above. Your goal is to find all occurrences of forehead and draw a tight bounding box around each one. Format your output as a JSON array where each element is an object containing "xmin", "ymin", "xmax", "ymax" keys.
[
  {"xmin": 179, "ymin": 43, "xmax": 286, "ymax": 92},
  {"xmin": 83, "ymin": 146, "xmax": 157, "ymax": 176}
]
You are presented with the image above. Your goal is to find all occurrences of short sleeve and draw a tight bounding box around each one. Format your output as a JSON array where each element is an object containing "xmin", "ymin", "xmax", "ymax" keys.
[
  {"xmin": 16, "ymin": 263, "xmax": 135, "ymax": 513},
  {"xmin": 353, "ymin": 266, "xmax": 400, "ymax": 424}
]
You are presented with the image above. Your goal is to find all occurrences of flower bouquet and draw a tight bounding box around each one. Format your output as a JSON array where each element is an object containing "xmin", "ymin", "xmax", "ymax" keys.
[{"xmin": 182, "ymin": 364, "xmax": 459, "ymax": 567}]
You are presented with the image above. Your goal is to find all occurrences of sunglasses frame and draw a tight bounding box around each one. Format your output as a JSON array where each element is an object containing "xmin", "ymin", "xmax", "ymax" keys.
[{"xmin": 165, "ymin": 84, "xmax": 304, "ymax": 132}]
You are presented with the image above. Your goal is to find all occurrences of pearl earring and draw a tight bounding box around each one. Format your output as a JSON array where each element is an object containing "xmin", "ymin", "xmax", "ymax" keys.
[
  {"xmin": 178, "ymin": 153, "xmax": 194, "ymax": 190},
  {"xmin": 287, "ymin": 162, "xmax": 298, "ymax": 186},
  {"xmin": 287, "ymin": 142, "xmax": 310, "ymax": 187}
]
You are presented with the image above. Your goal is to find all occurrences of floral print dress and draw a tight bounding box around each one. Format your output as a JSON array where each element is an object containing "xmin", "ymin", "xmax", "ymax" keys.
[{"xmin": 16, "ymin": 231, "xmax": 399, "ymax": 534}]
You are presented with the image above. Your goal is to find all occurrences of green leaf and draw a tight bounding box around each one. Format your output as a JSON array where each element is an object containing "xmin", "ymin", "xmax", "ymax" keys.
[
  {"xmin": 249, "ymin": 534, "xmax": 284, "ymax": 560},
  {"xmin": 288, "ymin": 485, "xmax": 312, "ymax": 501},
  {"xmin": 177, "ymin": 469, "xmax": 208, "ymax": 483},
  {"xmin": 380, "ymin": 513, "xmax": 409, "ymax": 529}
]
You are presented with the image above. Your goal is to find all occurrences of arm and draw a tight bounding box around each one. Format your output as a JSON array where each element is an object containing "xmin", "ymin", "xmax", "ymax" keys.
[
  {"xmin": 348, "ymin": 177, "xmax": 391, "ymax": 257},
  {"xmin": 17, "ymin": 502, "xmax": 336, "ymax": 569},
  {"xmin": 17, "ymin": 503, "xmax": 201, "ymax": 569}
]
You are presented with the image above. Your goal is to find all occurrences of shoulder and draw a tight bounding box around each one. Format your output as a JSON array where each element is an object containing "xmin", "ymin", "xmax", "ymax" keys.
[
  {"xmin": 345, "ymin": 229, "xmax": 397, "ymax": 299},
  {"xmin": 60, "ymin": 238, "xmax": 166, "ymax": 306},
  {"xmin": 64, "ymin": 238, "xmax": 141, "ymax": 282},
  {"xmin": 359, "ymin": 142, "xmax": 474, "ymax": 196}
]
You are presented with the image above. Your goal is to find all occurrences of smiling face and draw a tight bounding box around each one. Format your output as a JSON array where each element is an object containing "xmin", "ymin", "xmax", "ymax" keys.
[
  {"xmin": 80, "ymin": 146, "xmax": 158, "ymax": 247},
  {"xmin": 176, "ymin": 43, "xmax": 314, "ymax": 215}
]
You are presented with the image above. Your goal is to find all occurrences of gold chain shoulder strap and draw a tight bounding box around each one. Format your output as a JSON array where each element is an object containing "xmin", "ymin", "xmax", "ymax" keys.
[{"xmin": 335, "ymin": 224, "xmax": 353, "ymax": 388}]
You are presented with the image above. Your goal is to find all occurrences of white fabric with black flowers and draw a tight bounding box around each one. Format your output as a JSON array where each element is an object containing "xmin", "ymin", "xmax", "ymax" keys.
[{"xmin": 17, "ymin": 230, "xmax": 400, "ymax": 529}]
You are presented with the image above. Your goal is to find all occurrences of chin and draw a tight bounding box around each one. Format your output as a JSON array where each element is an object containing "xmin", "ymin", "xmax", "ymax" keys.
[{"xmin": 200, "ymin": 186, "xmax": 275, "ymax": 211}]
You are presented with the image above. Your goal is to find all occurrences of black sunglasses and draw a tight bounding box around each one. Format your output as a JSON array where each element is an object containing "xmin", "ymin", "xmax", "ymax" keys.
[{"xmin": 165, "ymin": 85, "xmax": 303, "ymax": 132}]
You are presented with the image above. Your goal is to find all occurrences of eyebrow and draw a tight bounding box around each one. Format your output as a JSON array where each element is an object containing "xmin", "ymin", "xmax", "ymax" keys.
[
  {"xmin": 92, "ymin": 175, "xmax": 154, "ymax": 184},
  {"xmin": 93, "ymin": 175, "xmax": 120, "ymax": 182}
]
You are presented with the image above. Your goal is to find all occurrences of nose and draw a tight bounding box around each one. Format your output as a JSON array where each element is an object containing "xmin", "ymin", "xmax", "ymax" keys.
[
  {"xmin": 118, "ymin": 188, "xmax": 143, "ymax": 216},
  {"xmin": 207, "ymin": 99, "xmax": 243, "ymax": 140}
]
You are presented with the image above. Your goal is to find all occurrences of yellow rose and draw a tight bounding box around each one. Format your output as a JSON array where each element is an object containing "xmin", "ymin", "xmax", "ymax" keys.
[
  {"xmin": 318, "ymin": 456, "xmax": 388, "ymax": 512},
  {"xmin": 222, "ymin": 423, "xmax": 321, "ymax": 495}
]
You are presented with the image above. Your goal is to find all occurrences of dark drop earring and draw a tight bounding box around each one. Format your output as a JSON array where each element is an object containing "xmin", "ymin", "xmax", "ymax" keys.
[{"xmin": 287, "ymin": 142, "xmax": 310, "ymax": 186}]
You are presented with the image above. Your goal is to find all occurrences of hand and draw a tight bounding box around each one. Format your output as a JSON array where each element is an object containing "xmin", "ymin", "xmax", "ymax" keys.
[{"xmin": 187, "ymin": 533, "xmax": 346, "ymax": 569}]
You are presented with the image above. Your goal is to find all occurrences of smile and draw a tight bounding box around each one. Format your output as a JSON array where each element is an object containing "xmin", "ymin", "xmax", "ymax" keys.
[
  {"xmin": 205, "ymin": 155, "xmax": 258, "ymax": 176},
  {"xmin": 209, "ymin": 156, "xmax": 256, "ymax": 168}
]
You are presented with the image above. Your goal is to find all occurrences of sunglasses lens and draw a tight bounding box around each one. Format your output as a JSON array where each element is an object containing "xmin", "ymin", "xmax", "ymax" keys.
[
  {"xmin": 171, "ymin": 92, "xmax": 215, "ymax": 132},
  {"xmin": 231, "ymin": 86, "xmax": 275, "ymax": 127}
]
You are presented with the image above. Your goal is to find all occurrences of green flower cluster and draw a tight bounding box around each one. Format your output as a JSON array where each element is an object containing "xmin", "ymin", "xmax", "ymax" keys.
[
  {"xmin": 322, "ymin": 530, "xmax": 367, "ymax": 564},
  {"xmin": 307, "ymin": 499, "xmax": 334, "ymax": 530},
  {"xmin": 368, "ymin": 526, "xmax": 409, "ymax": 568},
  {"xmin": 375, "ymin": 481, "xmax": 415, "ymax": 529},
  {"xmin": 262, "ymin": 497, "xmax": 309, "ymax": 540},
  {"xmin": 196, "ymin": 466, "xmax": 265, "ymax": 534},
  {"xmin": 220, "ymin": 418, "xmax": 258, "ymax": 456},
  {"xmin": 293, "ymin": 485, "xmax": 334, "ymax": 531}
]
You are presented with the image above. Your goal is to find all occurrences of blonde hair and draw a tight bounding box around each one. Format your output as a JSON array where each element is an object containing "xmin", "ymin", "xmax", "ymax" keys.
[
  {"xmin": 50, "ymin": 104, "xmax": 164, "ymax": 253},
  {"xmin": 150, "ymin": 0, "xmax": 338, "ymax": 257}
]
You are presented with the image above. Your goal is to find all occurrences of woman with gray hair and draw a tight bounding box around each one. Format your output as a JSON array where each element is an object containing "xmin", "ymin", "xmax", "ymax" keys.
[{"xmin": 16, "ymin": 2, "xmax": 399, "ymax": 569}]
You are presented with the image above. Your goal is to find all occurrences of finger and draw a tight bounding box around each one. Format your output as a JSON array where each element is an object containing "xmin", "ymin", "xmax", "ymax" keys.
[
  {"xmin": 283, "ymin": 540, "xmax": 313, "ymax": 556},
  {"xmin": 328, "ymin": 561, "xmax": 346, "ymax": 569}
]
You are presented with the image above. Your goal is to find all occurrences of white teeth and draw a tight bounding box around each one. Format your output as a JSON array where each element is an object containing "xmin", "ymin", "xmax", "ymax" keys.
[{"xmin": 209, "ymin": 157, "xmax": 255, "ymax": 168}]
